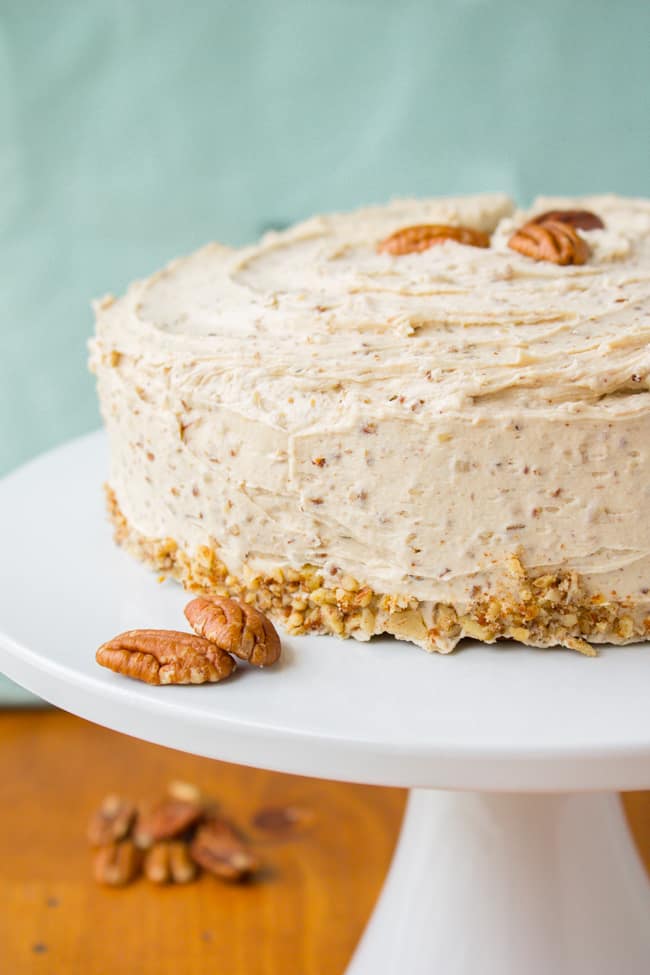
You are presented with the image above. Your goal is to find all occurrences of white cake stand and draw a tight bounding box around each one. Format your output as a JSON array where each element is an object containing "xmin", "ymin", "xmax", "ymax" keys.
[{"xmin": 1, "ymin": 432, "xmax": 649, "ymax": 974}]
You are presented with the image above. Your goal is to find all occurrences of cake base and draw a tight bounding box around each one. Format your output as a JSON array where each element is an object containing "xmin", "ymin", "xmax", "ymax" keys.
[{"xmin": 106, "ymin": 487, "xmax": 649, "ymax": 655}]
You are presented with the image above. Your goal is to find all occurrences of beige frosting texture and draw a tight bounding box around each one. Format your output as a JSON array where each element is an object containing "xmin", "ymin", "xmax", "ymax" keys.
[{"xmin": 90, "ymin": 192, "xmax": 650, "ymax": 641}]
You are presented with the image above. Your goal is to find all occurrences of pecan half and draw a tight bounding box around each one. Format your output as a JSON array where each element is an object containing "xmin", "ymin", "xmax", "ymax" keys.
[
  {"xmin": 96, "ymin": 629, "xmax": 236, "ymax": 684},
  {"xmin": 92, "ymin": 840, "xmax": 140, "ymax": 886},
  {"xmin": 191, "ymin": 817, "xmax": 259, "ymax": 882},
  {"xmin": 377, "ymin": 223, "xmax": 490, "ymax": 255},
  {"xmin": 167, "ymin": 780, "xmax": 205, "ymax": 804},
  {"xmin": 252, "ymin": 804, "xmax": 315, "ymax": 837},
  {"xmin": 531, "ymin": 208, "xmax": 604, "ymax": 231},
  {"xmin": 508, "ymin": 220, "xmax": 590, "ymax": 265},
  {"xmin": 144, "ymin": 841, "xmax": 198, "ymax": 884},
  {"xmin": 87, "ymin": 794, "xmax": 136, "ymax": 846},
  {"xmin": 184, "ymin": 597, "xmax": 281, "ymax": 668},
  {"xmin": 134, "ymin": 798, "xmax": 205, "ymax": 849}
]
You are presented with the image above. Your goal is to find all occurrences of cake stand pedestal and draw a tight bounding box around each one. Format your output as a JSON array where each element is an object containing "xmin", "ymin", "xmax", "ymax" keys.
[
  {"xmin": 1, "ymin": 433, "xmax": 649, "ymax": 975},
  {"xmin": 347, "ymin": 790, "xmax": 649, "ymax": 974}
]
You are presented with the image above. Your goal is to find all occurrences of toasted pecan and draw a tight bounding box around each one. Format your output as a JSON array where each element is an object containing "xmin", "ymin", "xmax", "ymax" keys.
[
  {"xmin": 531, "ymin": 208, "xmax": 604, "ymax": 231},
  {"xmin": 377, "ymin": 223, "xmax": 490, "ymax": 255},
  {"xmin": 87, "ymin": 795, "xmax": 136, "ymax": 846},
  {"xmin": 134, "ymin": 797, "xmax": 205, "ymax": 848},
  {"xmin": 144, "ymin": 841, "xmax": 198, "ymax": 884},
  {"xmin": 185, "ymin": 596, "xmax": 281, "ymax": 667},
  {"xmin": 92, "ymin": 840, "xmax": 140, "ymax": 886},
  {"xmin": 508, "ymin": 220, "xmax": 590, "ymax": 265},
  {"xmin": 96, "ymin": 629, "xmax": 236, "ymax": 684},
  {"xmin": 191, "ymin": 817, "xmax": 259, "ymax": 882}
]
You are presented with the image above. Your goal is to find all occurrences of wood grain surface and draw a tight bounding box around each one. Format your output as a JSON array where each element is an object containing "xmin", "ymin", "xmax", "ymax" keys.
[{"xmin": 0, "ymin": 709, "xmax": 648, "ymax": 975}]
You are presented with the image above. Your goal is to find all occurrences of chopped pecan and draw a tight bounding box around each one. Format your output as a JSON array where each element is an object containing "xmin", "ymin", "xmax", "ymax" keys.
[
  {"xmin": 144, "ymin": 841, "xmax": 198, "ymax": 884},
  {"xmin": 134, "ymin": 798, "xmax": 204, "ymax": 849},
  {"xmin": 191, "ymin": 817, "xmax": 259, "ymax": 882},
  {"xmin": 531, "ymin": 208, "xmax": 604, "ymax": 231},
  {"xmin": 184, "ymin": 597, "xmax": 281, "ymax": 667},
  {"xmin": 92, "ymin": 840, "xmax": 140, "ymax": 886},
  {"xmin": 87, "ymin": 794, "xmax": 136, "ymax": 846},
  {"xmin": 508, "ymin": 220, "xmax": 590, "ymax": 265},
  {"xmin": 377, "ymin": 223, "xmax": 490, "ymax": 255},
  {"xmin": 96, "ymin": 629, "xmax": 236, "ymax": 684}
]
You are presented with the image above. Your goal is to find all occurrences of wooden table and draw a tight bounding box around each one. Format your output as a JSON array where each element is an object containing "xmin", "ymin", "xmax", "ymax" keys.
[{"xmin": 1, "ymin": 709, "xmax": 648, "ymax": 974}]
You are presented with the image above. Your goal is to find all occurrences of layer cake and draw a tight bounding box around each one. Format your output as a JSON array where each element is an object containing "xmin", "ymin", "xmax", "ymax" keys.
[{"xmin": 90, "ymin": 193, "xmax": 650, "ymax": 654}]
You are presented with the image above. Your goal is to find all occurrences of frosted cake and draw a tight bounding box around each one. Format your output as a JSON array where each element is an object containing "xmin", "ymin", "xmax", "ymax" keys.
[{"xmin": 90, "ymin": 193, "xmax": 650, "ymax": 655}]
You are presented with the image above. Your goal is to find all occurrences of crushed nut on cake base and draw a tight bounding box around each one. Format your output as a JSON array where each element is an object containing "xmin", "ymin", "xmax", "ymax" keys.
[{"xmin": 106, "ymin": 487, "xmax": 650, "ymax": 657}]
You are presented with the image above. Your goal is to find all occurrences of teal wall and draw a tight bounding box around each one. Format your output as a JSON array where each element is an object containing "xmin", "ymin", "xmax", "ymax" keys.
[{"xmin": 1, "ymin": 0, "xmax": 649, "ymax": 476}]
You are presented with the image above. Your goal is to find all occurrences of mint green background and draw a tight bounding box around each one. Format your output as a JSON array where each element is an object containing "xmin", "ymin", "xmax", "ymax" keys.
[{"xmin": 0, "ymin": 0, "xmax": 649, "ymax": 700}]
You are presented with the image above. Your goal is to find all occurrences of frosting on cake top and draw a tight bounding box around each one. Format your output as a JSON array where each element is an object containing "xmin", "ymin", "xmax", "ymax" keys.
[{"xmin": 97, "ymin": 193, "xmax": 650, "ymax": 431}]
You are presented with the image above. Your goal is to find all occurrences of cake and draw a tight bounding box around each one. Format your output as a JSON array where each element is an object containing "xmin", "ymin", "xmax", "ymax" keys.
[{"xmin": 90, "ymin": 193, "xmax": 650, "ymax": 655}]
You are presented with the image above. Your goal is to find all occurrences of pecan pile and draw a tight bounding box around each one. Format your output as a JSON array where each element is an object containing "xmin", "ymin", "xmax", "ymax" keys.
[
  {"xmin": 96, "ymin": 595, "xmax": 281, "ymax": 685},
  {"xmin": 88, "ymin": 781, "xmax": 260, "ymax": 887}
]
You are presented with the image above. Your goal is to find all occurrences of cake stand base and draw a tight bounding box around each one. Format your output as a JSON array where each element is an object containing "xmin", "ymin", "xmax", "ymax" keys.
[{"xmin": 347, "ymin": 789, "xmax": 650, "ymax": 975}]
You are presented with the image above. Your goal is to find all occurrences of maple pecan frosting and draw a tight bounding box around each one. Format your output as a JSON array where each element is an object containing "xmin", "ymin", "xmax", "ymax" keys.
[{"xmin": 90, "ymin": 193, "xmax": 650, "ymax": 654}]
